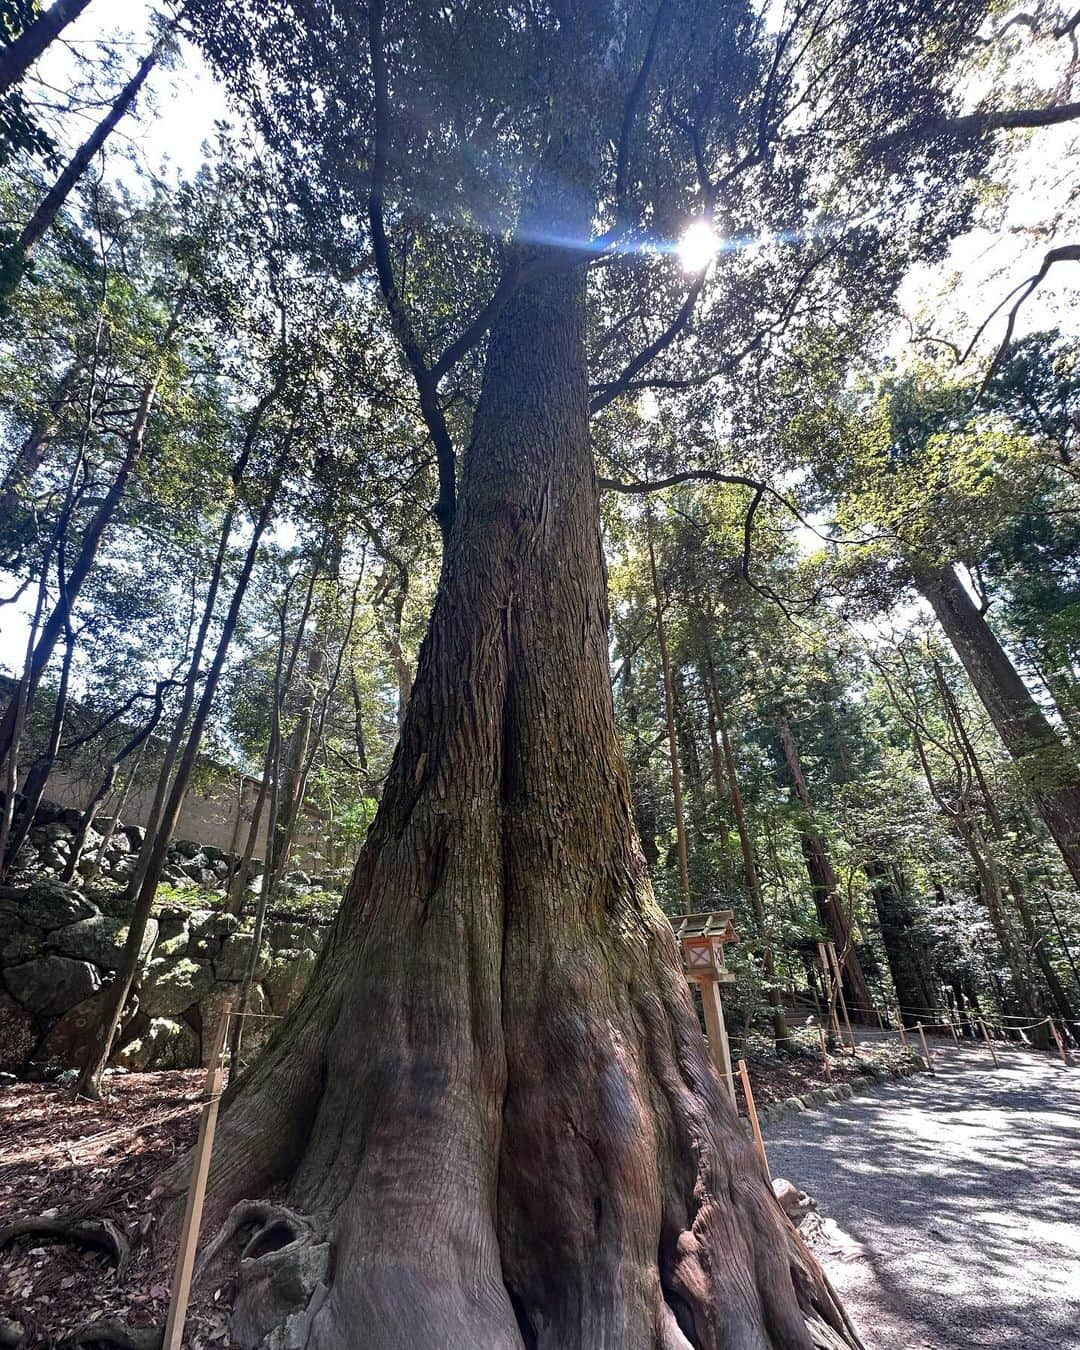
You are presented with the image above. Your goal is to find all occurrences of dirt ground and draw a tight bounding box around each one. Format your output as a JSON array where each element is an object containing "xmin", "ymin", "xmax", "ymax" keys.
[
  {"xmin": 3, "ymin": 1031, "xmax": 1065, "ymax": 1348},
  {"xmin": 767, "ymin": 1032, "xmax": 1080, "ymax": 1349},
  {"xmin": 0, "ymin": 1071, "xmax": 231, "ymax": 1348}
]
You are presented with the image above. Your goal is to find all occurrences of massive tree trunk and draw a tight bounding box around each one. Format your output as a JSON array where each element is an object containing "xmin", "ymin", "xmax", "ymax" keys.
[
  {"xmin": 157, "ymin": 266, "xmax": 857, "ymax": 1349},
  {"xmin": 916, "ymin": 562, "xmax": 1080, "ymax": 886}
]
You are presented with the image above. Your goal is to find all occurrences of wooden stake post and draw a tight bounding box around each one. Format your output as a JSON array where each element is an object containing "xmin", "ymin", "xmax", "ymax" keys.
[
  {"xmin": 738, "ymin": 1059, "xmax": 770, "ymax": 1181},
  {"xmin": 978, "ymin": 1018, "xmax": 999, "ymax": 1068},
  {"xmin": 816, "ymin": 1023, "xmax": 832, "ymax": 1080},
  {"xmin": 825, "ymin": 940, "xmax": 857, "ymax": 1053},
  {"xmin": 1049, "ymin": 1018, "xmax": 1068, "ymax": 1066},
  {"xmin": 916, "ymin": 1022, "xmax": 934, "ymax": 1075},
  {"xmin": 163, "ymin": 1009, "xmax": 231, "ymax": 1350},
  {"xmin": 674, "ymin": 911, "xmax": 739, "ymax": 1106}
]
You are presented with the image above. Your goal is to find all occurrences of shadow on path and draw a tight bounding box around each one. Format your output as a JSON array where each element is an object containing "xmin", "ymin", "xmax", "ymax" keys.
[{"xmin": 765, "ymin": 1037, "xmax": 1080, "ymax": 1349}]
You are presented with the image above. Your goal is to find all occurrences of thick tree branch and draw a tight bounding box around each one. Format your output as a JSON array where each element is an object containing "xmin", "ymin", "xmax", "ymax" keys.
[
  {"xmin": 366, "ymin": 0, "xmax": 456, "ymax": 543},
  {"xmin": 873, "ymin": 99, "xmax": 1080, "ymax": 158},
  {"xmin": 0, "ymin": 0, "xmax": 93, "ymax": 96},
  {"xmin": 614, "ymin": 0, "xmax": 673, "ymax": 219},
  {"xmin": 589, "ymin": 272, "xmax": 706, "ymax": 414}
]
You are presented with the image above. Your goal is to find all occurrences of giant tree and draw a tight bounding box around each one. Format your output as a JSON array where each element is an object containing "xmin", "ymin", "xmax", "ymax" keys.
[{"xmin": 143, "ymin": 1, "xmax": 1011, "ymax": 1344}]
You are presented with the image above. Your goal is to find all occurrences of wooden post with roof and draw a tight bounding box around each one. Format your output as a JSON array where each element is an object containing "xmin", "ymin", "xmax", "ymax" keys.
[{"xmin": 673, "ymin": 910, "xmax": 739, "ymax": 1106}]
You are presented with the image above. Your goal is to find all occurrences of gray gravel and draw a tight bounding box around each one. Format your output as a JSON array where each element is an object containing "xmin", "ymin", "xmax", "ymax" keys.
[{"xmin": 764, "ymin": 1033, "xmax": 1080, "ymax": 1349}]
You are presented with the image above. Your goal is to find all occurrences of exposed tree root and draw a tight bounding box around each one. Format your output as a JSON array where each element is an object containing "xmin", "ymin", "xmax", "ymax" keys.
[
  {"xmin": 0, "ymin": 1216, "xmax": 130, "ymax": 1277},
  {"xmin": 193, "ymin": 1198, "xmax": 316, "ymax": 1281},
  {"xmin": 62, "ymin": 1320, "xmax": 162, "ymax": 1350}
]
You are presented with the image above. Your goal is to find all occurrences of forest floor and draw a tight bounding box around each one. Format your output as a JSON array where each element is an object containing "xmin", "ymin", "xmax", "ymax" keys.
[
  {"xmin": 0, "ymin": 1071, "xmax": 220, "ymax": 1348},
  {"xmin": 1, "ymin": 1034, "xmax": 1074, "ymax": 1347},
  {"xmin": 768, "ymin": 1029, "xmax": 1080, "ymax": 1349}
]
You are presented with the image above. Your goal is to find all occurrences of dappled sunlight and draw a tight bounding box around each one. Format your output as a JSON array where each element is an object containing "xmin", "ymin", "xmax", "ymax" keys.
[{"xmin": 768, "ymin": 1040, "xmax": 1080, "ymax": 1348}]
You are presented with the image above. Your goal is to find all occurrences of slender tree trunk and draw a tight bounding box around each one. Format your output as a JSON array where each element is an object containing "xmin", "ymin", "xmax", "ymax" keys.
[
  {"xmin": 0, "ymin": 357, "xmax": 83, "ymax": 515},
  {"xmin": 648, "ymin": 520, "xmax": 690, "ymax": 912},
  {"xmin": 932, "ymin": 657, "xmax": 1073, "ymax": 1029},
  {"xmin": 271, "ymin": 642, "xmax": 322, "ymax": 872},
  {"xmin": 269, "ymin": 561, "xmax": 324, "ymax": 875},
  {"xmin": 916, "ymin": 562, "xmax": 1080, "ymax": 886},
  {"xmin": 1022, "ymin": 639, "xmax": 1080, "ymax": 744},
  {"xmin": 271, "ymin": 577, "xmax": 362, "ymax": 891},
  {"xmin": 127, "ymin": 381, "xmax": 282, "ymax": 898},
  {"xmin": 0, "ymin": 554, "xmax": 48, "ymax": 871},
  {"xmin": 776, "ymin": 712, "xmax": 873, "ymax": 1019},
  {"xmin": 61, "ymin": 682, "xmax": 169, "ymax": 882},
  {"xmin": 349, "ymin": 669, "xmax": 369, "ymax": 775},
  {"xmin": 2, "ymin": 619, "xmax": 73, "ymax": 875},
  {"xmin": 381, "ymin": 573, "xmax": 412, "ymax": 728},
  {"xmin": 906, "ymin": 726, "xmax": 1041, "ymax": 1020},
  {"xmin": 0, "ymin": 0, "xmax": 93, "ymax": 95},
  {"xmin": 229, "ymin": 592, "xmax": 290, "ymax": 1077},
  {"xmin": 78, "ymin": 456, "xmax": 286, "ymax": 1096},
  {"xmin": 0, "ymin": 371, "xmax": 160, "ymax": 764},
  {"xmin": 155, "ymin": 242, "xmax": 854, "ymax": 1347},
  {"xmin": 16, "ymin": 37, "xmax": 163, "ymax": 261},
  {"xmin": 705, "ymin": 659, "xmax": 789, "ymax": 1046}
]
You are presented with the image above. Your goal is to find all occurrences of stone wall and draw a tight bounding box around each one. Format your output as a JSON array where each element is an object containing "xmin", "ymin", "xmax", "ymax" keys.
[{"xmin": 0, "ymin": 806, "xmax": 332, "ymax": 1076}]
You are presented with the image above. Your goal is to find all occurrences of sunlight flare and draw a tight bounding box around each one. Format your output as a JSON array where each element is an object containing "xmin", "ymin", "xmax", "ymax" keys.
[{"xmin": 678, "ymin": 219, "xmax": 720, "ymax": 273}]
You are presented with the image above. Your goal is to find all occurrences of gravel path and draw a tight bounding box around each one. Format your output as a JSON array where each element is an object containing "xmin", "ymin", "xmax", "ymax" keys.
[{"xmin": 764, "ymin": 1034, "xmax": 1080, "ymax": 1349}]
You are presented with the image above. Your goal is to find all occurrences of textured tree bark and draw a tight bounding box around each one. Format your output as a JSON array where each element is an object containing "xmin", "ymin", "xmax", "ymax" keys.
[
  {"xmin": 776, "ymin": 714, "xmax": 873, "ymax": 1020},
  {"xmin": 156, "ymin": 263, "xmax": 859, "ymax": 1349},
  {"xmin": 916, "ymin": 562, "xmax": 1080, "ymax": 886}
]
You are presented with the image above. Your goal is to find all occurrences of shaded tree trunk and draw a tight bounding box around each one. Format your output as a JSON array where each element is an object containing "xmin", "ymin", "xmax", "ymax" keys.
[
  {"xmin": 865, "ymin": 861, "xmax": 937, "ymax": 1028},
  {"xmin": 78, "ymin": 454, "xmax": 286, "ymax": 1096},
  {"xmin": 648, "ymin": 519, "xmax": 690, "ymax": 911},
  {"xmin": 0, "ymin": 0, "xmax": 93, "ymax": 95},
  {"xmin": 0, "ymin": 357, "xmax": 83, "ymax": 517},
  {"xmin": 127, "ymin": 379, "xmax": 283, "ymax": 899},
  {"xmin": 705, "ymin": 656, "xmax": 789, "ymax": 1047},
  {"xmin": 156, "ymin": 259, "xmax": 855, "ymax": 1348},
  {"xmin": 931, "ymin": 657, "xmax": 1073, "ymax": 1031},
  {"xmin": 61, "ymin": 679, "xmax": 171, "ymax": 882},
  {"xmin": 272, "ymin": 576, "xmax": 363, "ymax": 892},
  {"xmin": 776, "ymin": 712, "xmax": 873, "ymax": 1019},
  {"xmin": 916, "ymin": 562, "xmax": 1080, "ymax": 886},
  {"xmin": 1, "ymin": 619, "xmax": 73, "ymax": 875},
  {"xmin": 16, "ymin": 36, "xmax": 164, "ymax": 261}
]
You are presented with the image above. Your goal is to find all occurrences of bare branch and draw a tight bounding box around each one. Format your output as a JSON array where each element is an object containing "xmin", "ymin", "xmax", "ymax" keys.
[{"xmin": 965, "ymin": 243, "xmax": 1080, "ymax": 396}]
